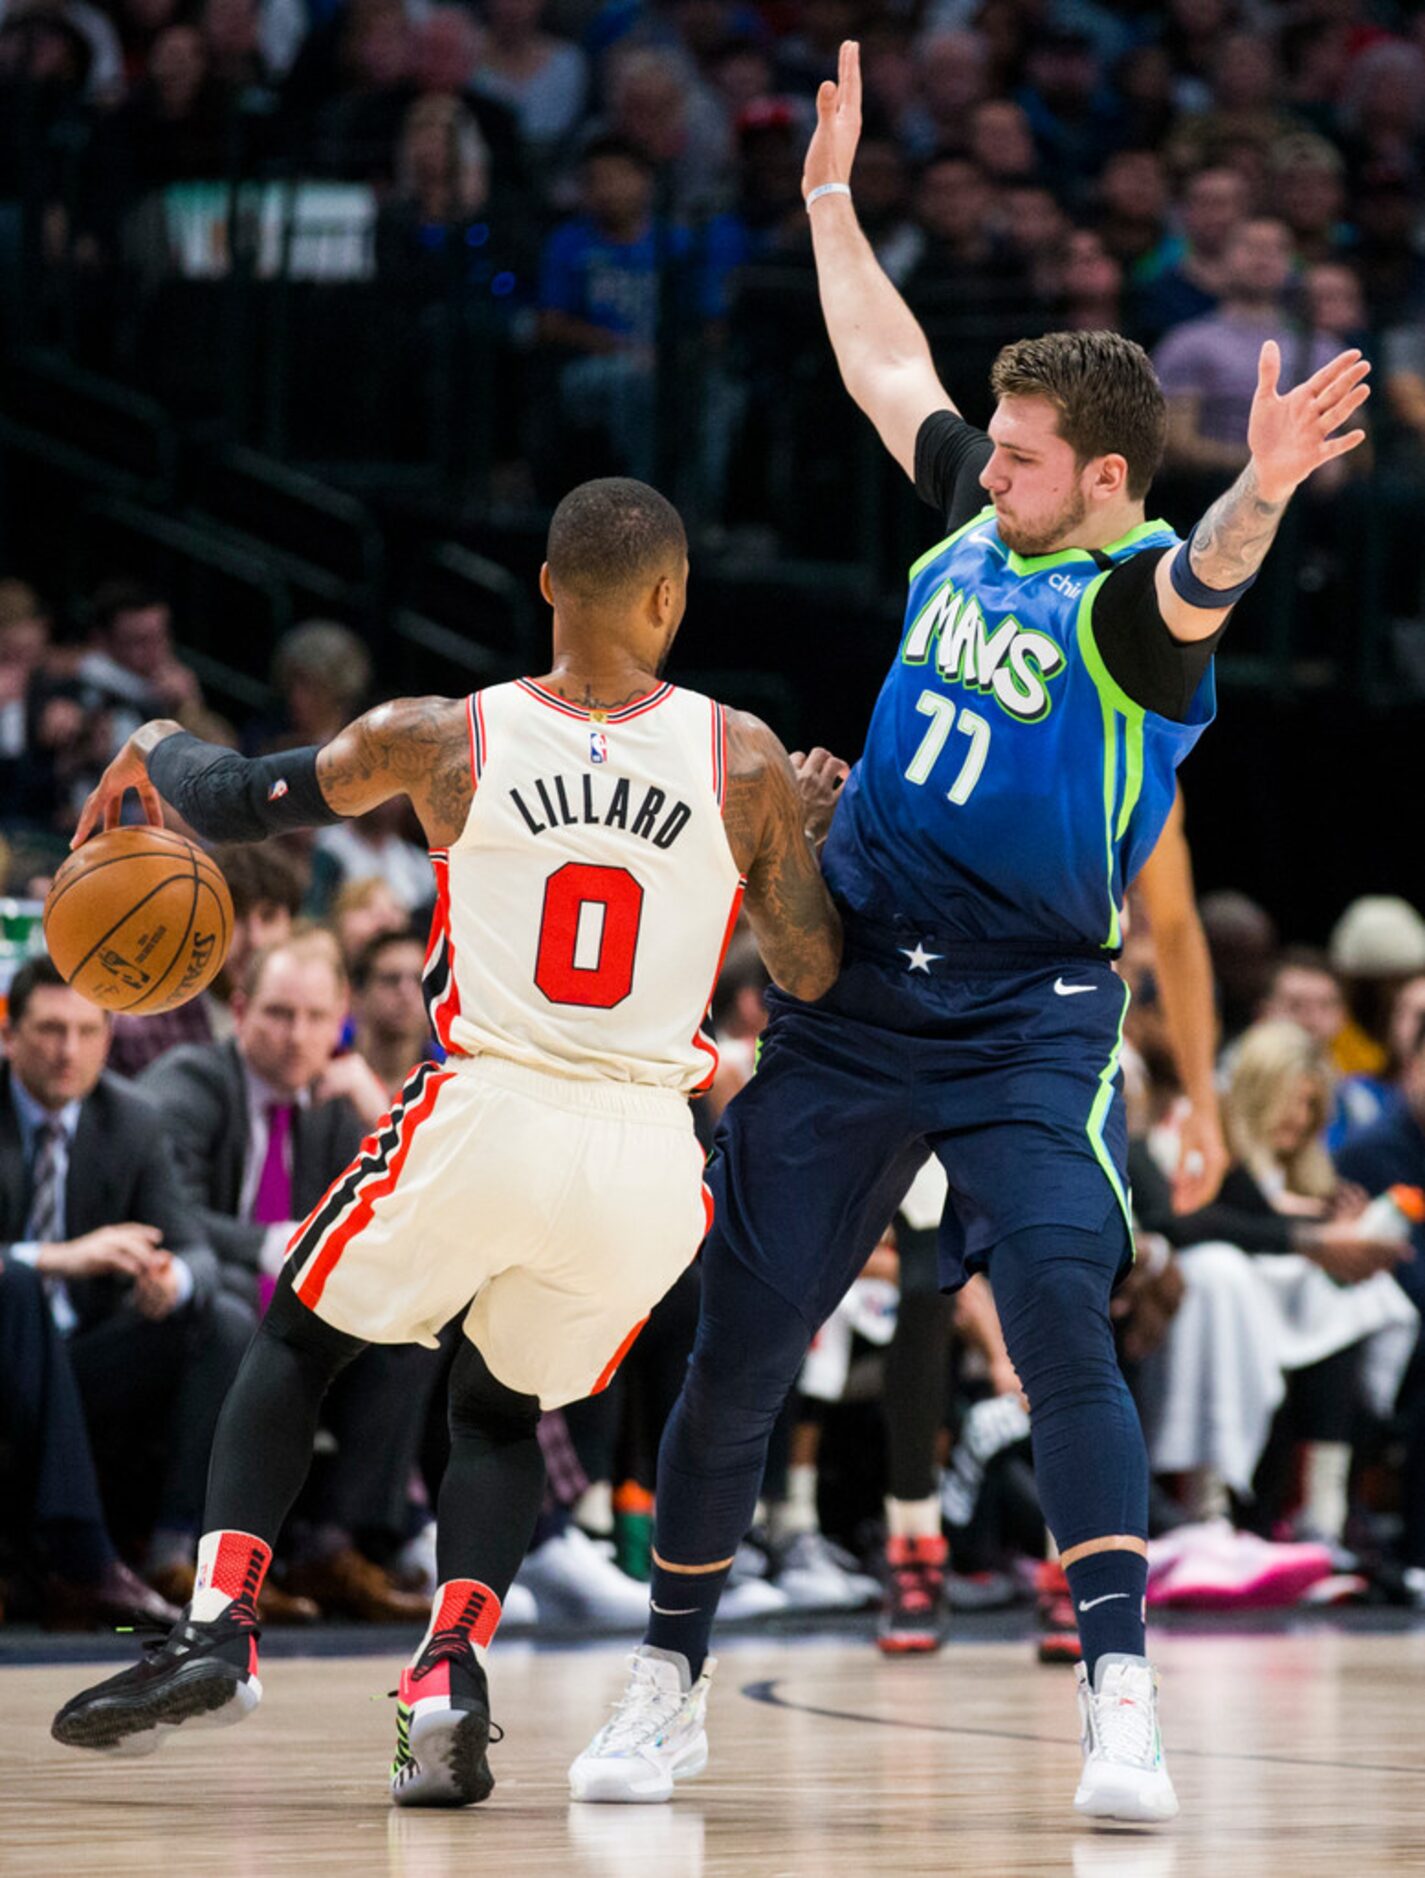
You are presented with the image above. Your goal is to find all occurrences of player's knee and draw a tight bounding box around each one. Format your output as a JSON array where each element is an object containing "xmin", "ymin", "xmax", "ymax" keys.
[
  {"xmin": 261, "ymin": 1273, "xmax": 365, "ymax": 1379},
  {"xmin": 449, "ymin": 1340, "xmax": 540, "ymax": 1446}
]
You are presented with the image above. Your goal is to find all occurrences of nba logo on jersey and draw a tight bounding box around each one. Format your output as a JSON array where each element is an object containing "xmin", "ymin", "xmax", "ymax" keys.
[{"xmin": 589, "ymin": 730, "xmax": 609, "ymax": 764}]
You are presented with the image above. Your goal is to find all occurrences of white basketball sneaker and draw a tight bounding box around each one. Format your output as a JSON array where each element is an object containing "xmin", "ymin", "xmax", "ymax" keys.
[
  {"xmin": 1073, "ymin": 1655, "xmax": 1179, "ymax": 1824},
  {"xmin": 569, "ymin": 1645, "xmax": 714, "ymax": 1803}
]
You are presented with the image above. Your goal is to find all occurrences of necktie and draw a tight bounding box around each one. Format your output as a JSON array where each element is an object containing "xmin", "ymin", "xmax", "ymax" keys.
[
  {"xmin": 26, "ymin": 1118, "xmax": 66, "ymax": 1243},
  {"xmin": 252, "ymin": 1103, "xmax": 295, "ymax": 1225}
]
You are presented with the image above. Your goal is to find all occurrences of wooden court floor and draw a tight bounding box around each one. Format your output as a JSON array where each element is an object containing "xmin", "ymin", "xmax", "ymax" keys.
[{"xmin": 3, "ymin": 1631, "xmax": 1424, "ymax": 1877}]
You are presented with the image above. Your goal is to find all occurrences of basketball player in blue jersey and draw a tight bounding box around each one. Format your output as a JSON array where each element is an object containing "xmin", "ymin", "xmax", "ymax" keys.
[{"xmin": 572, "ymin": 43, "xmax": 1371, "ymax": 1824}]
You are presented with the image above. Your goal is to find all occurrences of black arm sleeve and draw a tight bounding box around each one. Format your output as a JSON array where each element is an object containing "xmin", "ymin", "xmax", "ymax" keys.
[
  {"xmin": 1089, "ymin": 549, "xmax": 1225, "ymax": 723},
  {"xmin": 148, "ymin": 734, "xmax": 342, "ymax": 843},
  {"xmin": 914, "ymin": 410, "xmax": 994, "ymax": 534}
]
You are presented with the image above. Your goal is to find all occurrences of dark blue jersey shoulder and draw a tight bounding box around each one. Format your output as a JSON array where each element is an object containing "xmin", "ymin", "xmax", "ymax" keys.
[{"xmin": 820, "ymin": 509, "xmax": 1215, "ymax": 950}]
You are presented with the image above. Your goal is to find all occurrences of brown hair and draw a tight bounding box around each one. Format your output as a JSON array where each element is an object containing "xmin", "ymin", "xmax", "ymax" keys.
[
  {"xmin": 214, "ymin": 841, "xmax": 307, "ymax": 919},
  {"xmin": 989, "ymin": 329, "xmax": 1167, "ymax": 499},
  {"xmin": 243, "ymin": 926, "xmax": 348, "ymax": 1002}
]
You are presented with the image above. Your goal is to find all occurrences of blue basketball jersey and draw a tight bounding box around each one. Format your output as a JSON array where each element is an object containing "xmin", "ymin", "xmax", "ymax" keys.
[{"xmin": 821, "ymin": 507, "xmax": 1215, "ymax": 950}]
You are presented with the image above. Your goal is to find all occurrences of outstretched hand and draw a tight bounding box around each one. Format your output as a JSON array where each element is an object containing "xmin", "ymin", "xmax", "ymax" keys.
[
  {"xmin": 1248, "ymin": 341, "xmax": 1370, "ymax": 505},
  {"xmin": 803, "ymin": 38, "xmax": 862, "ymax": 200}
]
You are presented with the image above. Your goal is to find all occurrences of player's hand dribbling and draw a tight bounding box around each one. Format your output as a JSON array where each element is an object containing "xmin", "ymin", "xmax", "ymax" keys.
[
  {"xmin": 1248, "ymin": 341, "xmax": 1370, "ymax": 505},
  {"xmin": 803, "ymin": 39, "xmax": 862, "ymax": 199},
  {"xmin": 71, "ymin": 723, "xmax": 175, "ymax": 847}
]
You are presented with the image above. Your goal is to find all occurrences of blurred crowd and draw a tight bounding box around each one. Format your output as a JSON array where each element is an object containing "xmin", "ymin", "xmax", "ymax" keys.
[
  {"xmin": 3, "ymin": 0, "xmax": 1425, "ymax": 526},
  {"xmin": 4, "ymin": 569, "xmax": 1425, "ymax": 1640}
]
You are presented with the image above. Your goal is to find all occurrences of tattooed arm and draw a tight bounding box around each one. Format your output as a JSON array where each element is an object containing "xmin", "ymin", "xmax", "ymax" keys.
[
  {"xmin": 1155, "ymin": 339, "xmax": 1371, "ymax": 644},
  {"xmin": 723, "ymin": 710, "xmax": 842, "ymax": 1002},
  {"xmin": 72, "ymin": 696, "xmax": 473, "ymax": 851}
]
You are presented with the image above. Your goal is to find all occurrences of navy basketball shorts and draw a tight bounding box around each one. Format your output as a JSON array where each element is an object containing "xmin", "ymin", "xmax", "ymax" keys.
[{"xmin": 707, "ymin": 910, "xmax": 1135, "ymax": 1329}]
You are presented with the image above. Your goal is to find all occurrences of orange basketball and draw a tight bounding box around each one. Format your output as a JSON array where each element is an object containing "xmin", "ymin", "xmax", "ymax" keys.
[{"xmin": 43, "ymin": 826, "xmax": 234, "ymax": 1016}]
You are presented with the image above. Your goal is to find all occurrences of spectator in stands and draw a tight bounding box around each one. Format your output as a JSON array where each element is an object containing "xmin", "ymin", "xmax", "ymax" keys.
[
  {"xmin": 330, "ymin": 874, "xmax": 408, "ymax": 969},
  {"xmin": 1132, "ymin": 165, "xmax": 1249, "ymax": 347},
  {"xmin": 408, "ymin": 4, "xmax": 524, "ymax": 188},
  {"xmin": 1015, "ymin": 26, "xmax": 1119, "ymax": 195},
  {"xmin": 375, "ymin": 94, "xmax": 527, "ymax": 310},
  {"xmin": 1334, "ymin": 39, "xmax": 1425, "ymax": 194},
  {"xmin": 1348, "ymin": 162, "xmax": 1425, "ymax": 330},
  {"xmin": 1304, "ymin": 258, "xmax": 1368, "ymax": 350},
  {"xmin": 897, "ymin": 28, "xmax": 989, "ymax": 161},
  {"xmin": 0, "ymin": 958, "xmax": 252, "ymax": 1611},
  {"xmin": 139, "ymin": 929, "xmax": 433, "ymax": 1620},
  {"xmin": 1200, "ymin": 889, "xmax": 1280, "ymax": 1045},
  {"xmin": 76, "ymin": 580, "xmax": 202, "ymax": 754},
  {"xmin": 1258, "ymin": 947, "xmax": 1348, "ymax": 1054},
  {"xmin": 968, "ymin": 97, "xmax": 1040, "ymax": 186},
  {"xmin": 996, "ymin": 182, "xmax": 1068, "ymax": 299},
  {"xmin": 902, "ymin": 156, "xmax": 1027, "ymax": 311},
  {"xmin": 349, "ymin": 927, "xmax": 431, "ymax": 1097},
  {"xmin": 1331, "ymin": 974, "xmax": 1425, "ymax": 1152},
  {"xmin": 1056, "ymin": 226, "xmax": 1124, "ymax": 332},
  {"xmin": 1155, "ymin": 216, "xmax": 1340, "ymax": 489},
  {"xmin": 470, "ymin": 0, "xmax": 586, "ymax": 154},
  {"xmin": 845, "ymin": 136, "xmax": 919, "ymax": 285},
  {"xmin": 308, "ymin": 799, "xmax": 433, "ymax": 917},
  {"xmin": 265, "ymin": 618, "xmax": 371, "ymax": 752},
  {"xmin": 107, "ymin": 838, "xmax": 306, "ymax": 1074},
  {"xmin": 311, "ymin": 0, "xmax": 415, "ymax": 183},
  {"xmin": 1166, "ymin": 30, "xmax": 1301, "ymax": 177},
  {"xmin": 588, "ymin": 44, "xmax": 730, "ymax": 216},
  {"xmin": 538, "ymin": 135, "xmax": 693, "ymax": 480},
  {"xmin": 200, "ymin": 0, "xmax": 274, "ymax": 94},
  {"xmin": 1329, "ymin": 895, "xmax": 1425, "ymax": 1078},
  {"xmin": 1137, "ymin": 1019, "xmax": 1414, "ymax": 1538},
  {"xmin": 0, "ymin": 580, "xmax": 50, "ymax": 799},
  {"xmin": 91, "ymin": 21, "xmax": 236, "ymax": 215},
  {"xmin": 1270, "ymin": 131, "xmax": 1348, "ymax": 268},
  {"xmin": 1094, "ymin": 148, "xmax": 1176, "ymax": 284}
]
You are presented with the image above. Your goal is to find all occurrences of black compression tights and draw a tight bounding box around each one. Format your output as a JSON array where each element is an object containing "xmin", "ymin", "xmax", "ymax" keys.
[{"xmin": 205, "ymin": 1272, "xmax": 546, "ymax": 1603}]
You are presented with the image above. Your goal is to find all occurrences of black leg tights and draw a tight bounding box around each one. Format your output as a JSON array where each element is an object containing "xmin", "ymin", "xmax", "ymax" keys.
[
  {"xmin": 204, "ymin": 1271, "xmax": 365, "ymax": 1540},
  {"xmin": 436, "ymin": 1341, "xmax": 545, "ymax": 1600}
]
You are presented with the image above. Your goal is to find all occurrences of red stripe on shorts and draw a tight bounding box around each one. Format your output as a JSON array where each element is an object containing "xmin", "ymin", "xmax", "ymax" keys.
[{"xmin": 295, "ymin": 1067, "xmax": 455, "ymax": 1309}]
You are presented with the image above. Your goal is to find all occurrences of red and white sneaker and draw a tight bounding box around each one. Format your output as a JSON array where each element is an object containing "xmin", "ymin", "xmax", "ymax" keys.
[
  {"xmin": 390, "ymin": 1582, "xmax": 502, "ymax": 1808},
  {"xmin": 878, "ymin": 1535, "xmax": 947, "ymax": 1654}
]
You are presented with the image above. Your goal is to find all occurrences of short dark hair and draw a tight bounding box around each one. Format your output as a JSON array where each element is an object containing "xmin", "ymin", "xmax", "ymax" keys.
[
  {"xmin": 1270, "ymin": 945, "xmax": 1340, "ymax": 991},
  {"xmin": 7, "ymin": 955, "xmax": 94, "ymax": 1024},
  {"xmin": 989, "ymin": 330, "xmax": 1167, "ymax": 500},
  {"xmin": 351, "ymin": 925, "xmax": 425, "ymax": 992},
  {"xmin": 546, "ymin": 478, "xmax": 687, "ymax": 604},
  {"xmin": 582, "ymin": 134, "xmax": 652, "ymax": 175},
  {"xmin": 215, "ymin": 841, "xmax": 307, "ymax": 919},
  {"xmin": 91, "ymin": 579, "xmax": 167, "ymax": 635}
]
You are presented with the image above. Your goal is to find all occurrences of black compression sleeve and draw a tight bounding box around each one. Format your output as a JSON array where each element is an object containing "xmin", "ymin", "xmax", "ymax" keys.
[
  {"xmin": 914, "ymin": 410, "xmax": 994, "ymax": 533},
  {"xmin": 1089, "ymin": 548, "xmax": 1225, "ymax": 722},
  {"xmin": 148, "ymin": 733, "xmax": 342, "ymax": 842}
]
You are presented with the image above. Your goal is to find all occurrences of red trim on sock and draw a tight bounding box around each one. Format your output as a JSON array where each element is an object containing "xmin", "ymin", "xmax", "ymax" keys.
[
  {"xmin": 432, "ymin": 1578, "xmax": 502, "ymax": 1650},
  {"xmin": 203, "ymin": 1532, "xmax": 272, "ymax": 1605}
]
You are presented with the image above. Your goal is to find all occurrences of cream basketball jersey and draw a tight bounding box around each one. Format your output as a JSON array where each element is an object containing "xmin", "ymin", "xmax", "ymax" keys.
[{"xmin": 423, "ymin": 678, "xmax": 746, "ymax": 1092}]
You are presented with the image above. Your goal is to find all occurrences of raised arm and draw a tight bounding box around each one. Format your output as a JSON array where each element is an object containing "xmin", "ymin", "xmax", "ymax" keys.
[
  {"xmin": 803, "ymin": 40, "xmax": 954, "ymax": 479},
  {"xmin": 71, "ymin": 696, "xmax": 473, "ymax": 851},
  {"xmin": 1155, "ymin": 339, "xmax": 1370, "ymax": 644},
  {"xmin": 722, "ymin": 710, "xmax": 842, "ymax": 1002}
]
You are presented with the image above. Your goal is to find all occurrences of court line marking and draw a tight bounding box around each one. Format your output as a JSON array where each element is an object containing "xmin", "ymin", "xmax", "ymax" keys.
[{"xmin": 739, "ymin": 1679, "xmax": 1421, "ymax": 1777}]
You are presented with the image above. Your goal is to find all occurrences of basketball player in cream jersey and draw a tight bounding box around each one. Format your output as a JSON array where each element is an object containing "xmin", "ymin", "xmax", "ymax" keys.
[{"xmin": 52, "ymin": 479, "xmax": 841, "ymax": 1807}]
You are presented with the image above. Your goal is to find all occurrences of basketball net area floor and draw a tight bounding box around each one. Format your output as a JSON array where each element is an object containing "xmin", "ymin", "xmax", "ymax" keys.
[{"xmin": 4, "ymin": 1621, "xmax": 1423, "ymax": 1877}]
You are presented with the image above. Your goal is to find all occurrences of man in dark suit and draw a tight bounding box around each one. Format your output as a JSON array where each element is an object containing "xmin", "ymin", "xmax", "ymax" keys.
[
  {"xmin": 140, "ymin": 928, "xmax": 436, "ymax": 1622},
  {"xmin": 0, "ymin": 956, "xmax": 251, "ymax": 1624}
]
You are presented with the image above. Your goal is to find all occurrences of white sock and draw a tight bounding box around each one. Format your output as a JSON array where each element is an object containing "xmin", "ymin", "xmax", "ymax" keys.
[
  {"xmin": 885, "ymin": 1495, "xmax": 941, "ymax": 1540},
  {"xmin": 190, "ymin": 1529, "xmax": 271, "ymax": 1624},
  {"xmin": 1301, "ymin": 1441, "xmax": 1351, "ymax": 1541},
  {"xmin": 574, "ymin": 1481, "xmax": 614, "ymax": 1537},
  {"xmin": 769, "ymin": 1465, "xmax": 819, "ymax": 1545},
  {"xmin": 414, "ymin": 1579, "xmax": 501, "ymax": 1673}
]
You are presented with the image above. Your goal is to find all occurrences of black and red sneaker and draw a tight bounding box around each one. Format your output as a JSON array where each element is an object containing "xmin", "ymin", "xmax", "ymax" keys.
[
  {"xmin": 1035, "ymin": 1558, "xmax": 1083, "ymax": 1666},
  {"xmin": 878, "ymin": 1535, "xmax": 948, "ymax": 1655},
  {"xmin": 390, "ymin": 1640, "xmax": 501, "ymax": 1808},
  {"xmin": 51, "ymin": 1605, "xmax": 262, "ymax": 1755}
]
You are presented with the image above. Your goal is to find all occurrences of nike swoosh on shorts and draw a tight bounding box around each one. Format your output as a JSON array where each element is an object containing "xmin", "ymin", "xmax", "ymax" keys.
[{"xmin": 1054, "ymin": 978, "xmax": 1097, "ymax": 996}]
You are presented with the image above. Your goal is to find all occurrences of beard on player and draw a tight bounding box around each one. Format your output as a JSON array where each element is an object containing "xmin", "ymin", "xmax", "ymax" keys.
[{"xmin": 992, "ymin": 482, "xmax": 1090, "ymax": 559}]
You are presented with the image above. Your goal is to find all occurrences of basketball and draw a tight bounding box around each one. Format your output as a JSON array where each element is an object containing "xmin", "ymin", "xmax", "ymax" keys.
[{"xmin": 43, "ymin": 826, "xmax": 234, "ymax": 1016}]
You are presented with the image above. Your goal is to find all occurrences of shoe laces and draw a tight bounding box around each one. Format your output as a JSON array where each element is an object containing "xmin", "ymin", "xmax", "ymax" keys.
[
  {"xmin": 595, "ymin": 1654, "xmax": 686, "ymax": 1752},
  {"xmin": 1093, "ymin": 1687, "xmax": 1157, "ymax": 1767}
]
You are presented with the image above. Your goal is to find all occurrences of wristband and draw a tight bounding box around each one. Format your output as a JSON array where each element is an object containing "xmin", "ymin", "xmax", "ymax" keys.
[
  {"xmin": 806, "ymin": 182, "xmax": 852, "ymax": 210},
  {"xmin": 149, "ymin": 733, "xmax": 341, "ymax": 843},
  {"xmin": 1168, "ymin": 524, "xmax": 1258, "ymax": 608}
]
